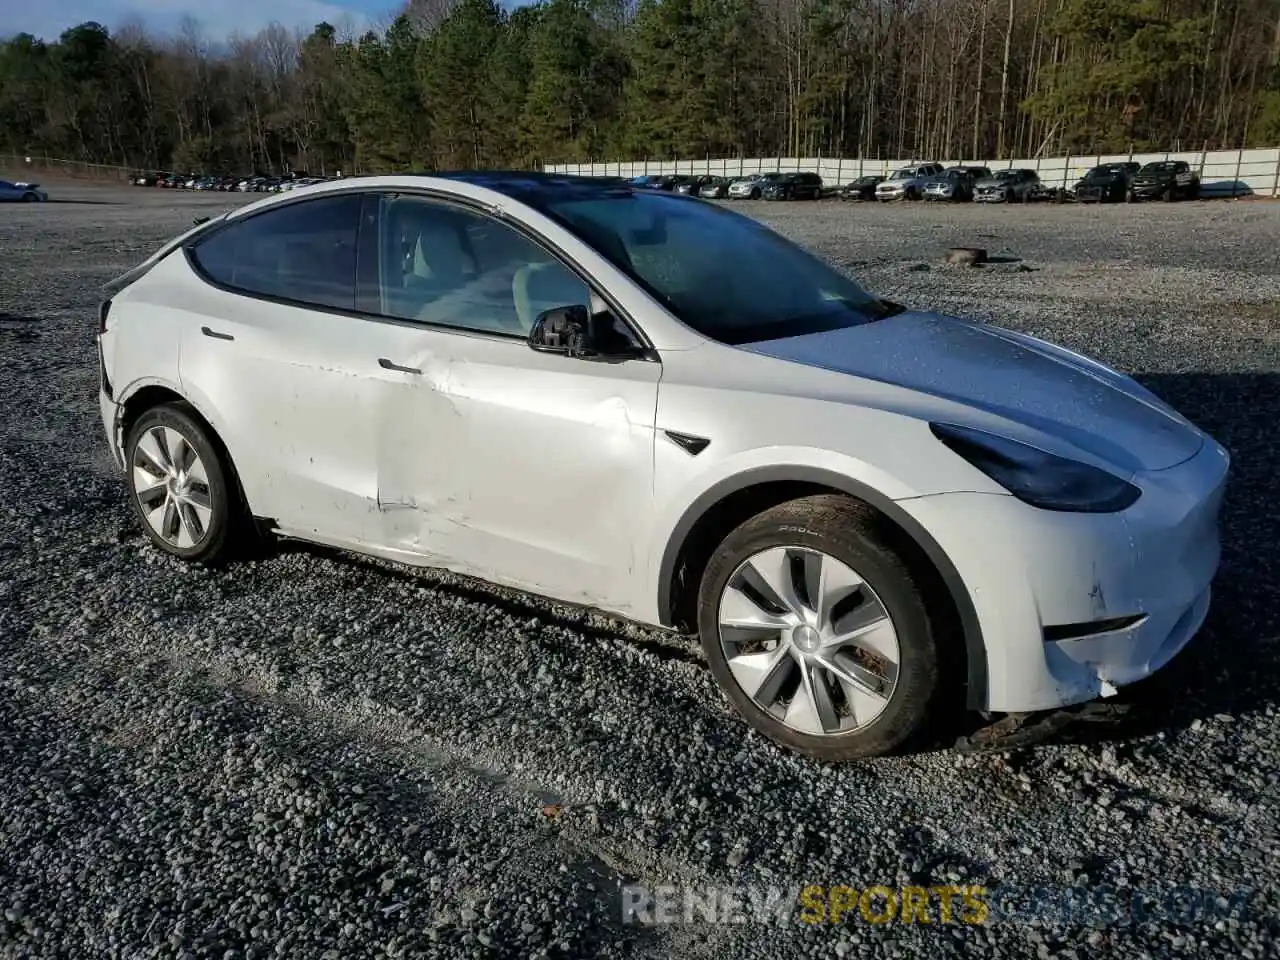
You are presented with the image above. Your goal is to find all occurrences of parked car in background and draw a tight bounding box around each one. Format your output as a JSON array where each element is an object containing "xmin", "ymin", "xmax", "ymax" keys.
[
  {"xmin": 97, "ymin": 171, "xmax": 1231, "ymax": 762},
  {"xmin": 628, "ymin": 174, "xmax": 677, "ymax": 191},
  {"xmin": 1129, "ymin": 160, "xmax": 1200, "ymax": 202},
  {"xmin": 875, "ymin": 163, "xmax": 945, "ymax": 201},
  {"xmin": 954, "ymin": 165, "xmax": 993, "ymax": 181},
  {"xmin": 1071, "ymin": 162, "xmax": 1140, "ymax": 203},
  {"xmin": 698, "ymin": 177, "xmax": 732, "ymax": 199},
  {"xmin": 761, "ymin": 171, "xmax": 823, "ymax": 200},
  {"xmin": 974, "ymin": 169, "xmax": 1041, "ymax": 203},
  {"xmin": 0, "ymin": 179, "xmax": 47, "ymax": 202},
  {"xmin": 674, "ymin": 175, "xmax": 712, "ymax": 196},
  {"xmin": 836, "ymin": 176, "xmax": 885, "ymax": 201},
  {"xmin": 923, "ymin": 168, "xmax": 976, "ymax": 202},
  {"xmin": 727, "ymin": 172, "xmax": 783, "ymax": 199}
]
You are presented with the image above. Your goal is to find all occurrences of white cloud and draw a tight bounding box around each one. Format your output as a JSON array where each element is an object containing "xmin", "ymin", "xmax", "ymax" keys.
[{"xmin": 0, "ymin": 0, "xmax": 383, "ymax": 43}]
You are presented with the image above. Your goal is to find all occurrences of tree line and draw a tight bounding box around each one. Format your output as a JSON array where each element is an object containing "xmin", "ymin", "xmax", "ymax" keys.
[{"xmin": 1, "ymin": 0, "xmax": 1278, "ymax": 177}]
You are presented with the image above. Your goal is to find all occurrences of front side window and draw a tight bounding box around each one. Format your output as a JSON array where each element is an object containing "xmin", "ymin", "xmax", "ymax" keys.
[
  {"xmin": 540, "ymin": 190, "xmax": 891, "ymax": 345},
  {"xmin": 190, "ymin": 194, "xmax": 361, "ymax": 310},
  {"xmin": 370, "ymin": 195, "xmax": 590, "ymax": 336}
]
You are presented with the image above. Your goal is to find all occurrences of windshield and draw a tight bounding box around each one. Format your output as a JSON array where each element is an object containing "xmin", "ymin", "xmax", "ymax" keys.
[
  {"xmin": 993, "ymin": 170, "xmax": 1018, "ymax": 180},
  {"xmin": 1141, "ymin": 162, "xmax": 1177, "ymax": 173},
  {"xmin": 889, "ymin": 169, "xmax": 916, "ymax": 180},
  {"xmin": 542, "ymin": 191, "xmax": 890, "ymax": 345}
]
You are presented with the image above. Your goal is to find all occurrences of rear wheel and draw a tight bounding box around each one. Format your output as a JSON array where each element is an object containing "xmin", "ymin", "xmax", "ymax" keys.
[
  {"xmin": 697, "ymin": 495, "xmax": 945, "ymax": 761},
  {"xmin": 125, "ymin": 403, "xmax": 245, "ymax": 564}
]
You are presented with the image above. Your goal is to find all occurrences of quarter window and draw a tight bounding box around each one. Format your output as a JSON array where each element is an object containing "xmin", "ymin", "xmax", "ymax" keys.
[
  {"xmin": 370, "ymin": 194, "xmax": 590, "ymax": 336},
  {"xmin": 190, "ymin": 194, "xmax": 361, "ymax": 310}
]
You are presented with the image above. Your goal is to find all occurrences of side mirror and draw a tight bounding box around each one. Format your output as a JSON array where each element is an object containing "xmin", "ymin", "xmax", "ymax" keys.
[
  {"xmin": 528, "ymin": 305, "xmax": 646, "ymax": 362},
  {"xmin": 529, "ymin": 304, "xmax": 591, "ymax": 357}
]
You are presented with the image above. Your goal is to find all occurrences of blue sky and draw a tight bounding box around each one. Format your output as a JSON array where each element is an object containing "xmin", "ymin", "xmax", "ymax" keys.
[{"xmin": 0, "ymin": 0, "xmax": 400, "ymax": 42}]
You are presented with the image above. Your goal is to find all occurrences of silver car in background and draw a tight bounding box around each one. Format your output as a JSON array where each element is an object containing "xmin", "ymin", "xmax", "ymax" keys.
[
  {"xmin": 727, "ymin": 173, "xmax": 782, "ymax": 199},
  {"xmin": 875, "ymin": 164, "xmax": 945, "ymax": 201},
  {"xmin": 974, "ymin": 169, "xmax": 1042, "ymax": 203}
]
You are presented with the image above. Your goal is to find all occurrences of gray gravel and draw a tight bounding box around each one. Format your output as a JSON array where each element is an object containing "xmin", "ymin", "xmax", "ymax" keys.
[{"xmin": 1, "ymin": 183, "xmax": 1279, "ymax": 959}]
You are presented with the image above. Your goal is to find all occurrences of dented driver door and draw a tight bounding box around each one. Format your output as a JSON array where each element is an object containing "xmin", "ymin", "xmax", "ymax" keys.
[{"xmin": 368, "ymin": 323, "xmax": 661, "ymax": 615}]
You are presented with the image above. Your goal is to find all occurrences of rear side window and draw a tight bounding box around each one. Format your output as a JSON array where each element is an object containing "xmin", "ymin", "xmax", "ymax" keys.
[{"xmin": 190, "ymin": 194, "xmax": 362, "ymax": 311}]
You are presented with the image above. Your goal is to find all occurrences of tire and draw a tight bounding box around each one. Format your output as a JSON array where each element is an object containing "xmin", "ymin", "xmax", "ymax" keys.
[
  {"xmin": 696, "ymin": 494, "xmax": 945, "ymax": 761},
  {"xmin": 21, "ymin": 192, "xmax": 37, "ymax": 202},
  {"xmin": 124, "ymin": 403, "xmax": 245, "ymax": 564},
  {"xmin": 749, "ymin": 189, "xmax": 760, "ymax": 200}
]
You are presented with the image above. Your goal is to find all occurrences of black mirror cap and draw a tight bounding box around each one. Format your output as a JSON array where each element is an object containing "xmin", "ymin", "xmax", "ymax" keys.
[
  {"xmin": 528, "ymin": 304, "xmax": 651, "ymax": 363},
  {"xmin": 528, "ymin": 304, "xmax": 591, "ymax": 356}
]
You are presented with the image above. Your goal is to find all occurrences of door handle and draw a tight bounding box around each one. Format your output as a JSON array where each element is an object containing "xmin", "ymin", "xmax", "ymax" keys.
[
  {"xmin": 378, "ymin": 358, "xmax": 422, "ymax": 375},
  {"xmin": 201, "ymin": 326, "xmax": 234, "ymax": 341}
]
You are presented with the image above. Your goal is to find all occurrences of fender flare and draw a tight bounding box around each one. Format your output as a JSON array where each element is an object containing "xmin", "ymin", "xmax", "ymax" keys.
[{"xmin": 655, "ymin": 464, "xmax": 988, "ymax": 709}]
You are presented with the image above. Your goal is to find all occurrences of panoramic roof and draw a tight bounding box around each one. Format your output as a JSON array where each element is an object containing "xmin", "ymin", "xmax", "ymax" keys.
[{"xmin": 419, "ymin": 170, "xmax": 634, "ymax": 203}]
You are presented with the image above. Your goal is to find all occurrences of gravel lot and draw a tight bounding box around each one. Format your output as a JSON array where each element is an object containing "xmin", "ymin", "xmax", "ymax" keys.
[{"xmin": 1, "ymin": 182, "xmax": 1278, "ymax": 959}]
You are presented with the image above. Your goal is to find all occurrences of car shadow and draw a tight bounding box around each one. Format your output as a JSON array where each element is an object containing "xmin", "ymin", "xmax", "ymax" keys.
[
  {"xmin": 269, "ymin": 539, "xmax": 705, "ymax": 668},
  {"xmin": 1014, "ymin": 371, "xmax": 1280, "ymax": 751},
  {"xmin": 1199, "ymin": 180, "xmax": 1255, "ymax": 198}
]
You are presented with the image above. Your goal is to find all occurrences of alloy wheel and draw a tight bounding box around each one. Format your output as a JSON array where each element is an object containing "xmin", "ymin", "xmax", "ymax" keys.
[
  {"xmin": 717, "ymin": 545, "xmax": 900, "ymax": 736},
  {"xmin": 131, "ymin": 425, "xmax": 214, "ymax": 548}
]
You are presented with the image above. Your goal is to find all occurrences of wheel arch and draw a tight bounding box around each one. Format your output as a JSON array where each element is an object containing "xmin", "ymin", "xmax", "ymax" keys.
[
  {"xmin": 656, "ymin": 466, "xmax": 987, "ymax": 709},
  {"xmin": 117, "ymin": 380, "xmax": 255, "ymax": 517}
]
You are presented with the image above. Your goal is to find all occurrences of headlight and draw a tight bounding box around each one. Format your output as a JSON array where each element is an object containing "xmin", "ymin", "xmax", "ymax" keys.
[{"xmin": 929, "ymin": 423, "xmax": 1141, "ymax": 513}]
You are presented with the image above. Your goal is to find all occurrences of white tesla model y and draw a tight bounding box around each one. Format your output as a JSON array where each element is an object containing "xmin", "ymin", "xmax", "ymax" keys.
[{"xmin": 97, "ymin": 173, "xmax": 1229, "ymax": 760}]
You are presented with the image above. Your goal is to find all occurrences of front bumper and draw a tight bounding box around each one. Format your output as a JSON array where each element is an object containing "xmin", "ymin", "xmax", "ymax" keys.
[
  {"xmin": 973, "ymin": 190, "xmax": 1008, "ymax": 203},
  {"xmin": 924, "ymin": 187, "xmax": 955, "ymax": 200},
  {"xmin": 899, "ymin": 435, "xmax": 1229, "ymax": 713},
  {"xmin": 1131, "ymin": 183, "xmax": 1170, "ymax": 199},
  {"xmin": 876, "ymin": 187, "xmax": 906, "ymax": 200}
]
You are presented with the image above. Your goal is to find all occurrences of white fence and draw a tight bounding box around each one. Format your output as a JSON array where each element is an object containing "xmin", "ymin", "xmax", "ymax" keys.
[{"xmin": 545, "ymin": 147, "xmax": 1280, "ymax": 198}]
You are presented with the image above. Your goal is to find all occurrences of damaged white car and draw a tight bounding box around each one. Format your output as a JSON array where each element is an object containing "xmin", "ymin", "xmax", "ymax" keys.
[{"xmin": 98, "ymin": 173, "xmax": 1229, "ymax": 761}]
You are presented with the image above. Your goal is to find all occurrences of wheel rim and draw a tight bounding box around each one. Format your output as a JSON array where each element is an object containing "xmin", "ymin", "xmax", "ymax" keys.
[
  {"xmin": 131, "ymin": 426, "xmax": 213, "ymax": 549},
  {"xmin": 717, "ymin": 545, "xmax": 901, "ymax": 737}
]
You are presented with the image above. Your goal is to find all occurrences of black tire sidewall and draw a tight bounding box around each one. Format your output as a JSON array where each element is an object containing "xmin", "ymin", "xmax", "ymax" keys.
[
  {"xmin": 696, "ymin": 505, "xmax": 941, "ymax": 760},
  {"xmin": 125, "ymin": 404, "xmax": 235, "ymax": 562}
]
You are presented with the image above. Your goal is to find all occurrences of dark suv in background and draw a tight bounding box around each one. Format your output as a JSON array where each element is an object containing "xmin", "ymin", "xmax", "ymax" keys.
[
  {"xmin": 1072, "ymin": 162, "xmax": 1141, "ymax": 203},
  {"xmin": 760, "ymin": 172, "xmax": 823, "ymax": 200},
  {"xmin": 1129, "ymin": 161, "xmax": 1200, "ymax": 201}
]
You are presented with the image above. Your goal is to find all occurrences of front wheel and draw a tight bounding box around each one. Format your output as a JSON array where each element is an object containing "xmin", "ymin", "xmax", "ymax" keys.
[
  {"xmin": 21, "ymin": 192, "xmax": 38, "ymax": 202},
  {"xmin": 696, "ymin": 495, "xmax": 946, "ymax": 761},
  {"xmin": 125, "ymin": 403, "xmax": 245, "ymax": 564}
]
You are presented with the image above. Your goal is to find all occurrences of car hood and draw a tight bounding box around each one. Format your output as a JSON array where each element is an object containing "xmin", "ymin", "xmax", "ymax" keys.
[
  {"xmin": 974, "ymin": 177, "xmax": 1015, "ymax": 188},
  {"xmin": 740, "ymin": 312, "xmax": 1203, "ymax": 473}
]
